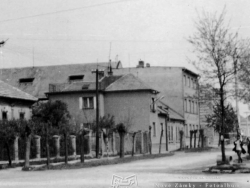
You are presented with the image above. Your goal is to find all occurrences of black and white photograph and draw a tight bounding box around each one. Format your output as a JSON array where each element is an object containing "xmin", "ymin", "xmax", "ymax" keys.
[{"xmin": 0, "ymin": 0, "xmax": 250, "ymax": 188}]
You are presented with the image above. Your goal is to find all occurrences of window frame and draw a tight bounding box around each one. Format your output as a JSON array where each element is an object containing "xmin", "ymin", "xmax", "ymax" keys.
[{"xmin": 82, "ymin": 97, "xmax": 95, "ymax": 109}]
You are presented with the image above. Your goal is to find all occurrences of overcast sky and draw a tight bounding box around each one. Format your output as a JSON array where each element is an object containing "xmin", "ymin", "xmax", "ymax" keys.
[{"xmin": 0, "ymin": 0, "xmax": 250, "ymax": 116}]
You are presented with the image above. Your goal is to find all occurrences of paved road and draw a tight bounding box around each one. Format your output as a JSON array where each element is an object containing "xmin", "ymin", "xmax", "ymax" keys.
[{"xmin": 0, "ymin": 148, "xmax": 249, "ymax": 188}]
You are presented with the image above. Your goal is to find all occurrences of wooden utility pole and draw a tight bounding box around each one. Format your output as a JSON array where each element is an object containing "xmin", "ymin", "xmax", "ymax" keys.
[
  {"xmin": 92, "ymin": 68, "xmax": 104, "ymax": 158},
  {"xmin": 93, "ymin": 68, "xmax": 99, "ymax": 158}
]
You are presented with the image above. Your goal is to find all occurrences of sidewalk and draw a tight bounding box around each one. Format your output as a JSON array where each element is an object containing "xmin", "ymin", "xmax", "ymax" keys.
[
  {"xmin": 203, "ymin": 144, "xmax": 250, "ymax": 173},
  {"xmin": 0, "ymin": 150, "xmax": 172, "ymax": 169}
]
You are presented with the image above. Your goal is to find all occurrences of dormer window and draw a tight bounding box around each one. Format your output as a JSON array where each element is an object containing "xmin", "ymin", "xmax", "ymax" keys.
[
  {"xmin": 19, "ymin": 78, "xmax": 34, "ymax": 85},
  {"xmin": 69, "ymin": 75, "xmax": 84, "ymax": 82}
]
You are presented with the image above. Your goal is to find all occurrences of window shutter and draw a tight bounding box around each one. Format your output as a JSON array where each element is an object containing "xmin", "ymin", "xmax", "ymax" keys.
[
  {"xmin": 79, "ymin": 97, "xmax": 83, "ymax": 109},
  {"xmin": 93, "ymin": 96, "xmax": 96, "ymax": 109}
]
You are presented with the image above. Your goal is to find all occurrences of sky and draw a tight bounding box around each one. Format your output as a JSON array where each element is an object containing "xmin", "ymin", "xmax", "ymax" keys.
[{"xmin": 0, "ymin": 0, "xmax": 250, "ymax": 116}]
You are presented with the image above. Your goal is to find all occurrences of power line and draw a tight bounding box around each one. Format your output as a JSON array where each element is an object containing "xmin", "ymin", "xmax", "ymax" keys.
[{"xmin": 0, "ymin": 0, "xmax": 132, "ymax": 24}]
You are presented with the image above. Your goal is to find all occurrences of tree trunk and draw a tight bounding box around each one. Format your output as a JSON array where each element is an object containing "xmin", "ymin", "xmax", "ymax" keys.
[
  {"xmin": 80, "ymin": 133, "xmax": 85, "ymax": 163},
  {"xmin": 159, "ymin": 125, "xmax": 163, "ymax": 154},
  {"xmin": 46, "ymin": 124, "xmax": 50, "ymax": 167},
  {"xmin": 180, "ymin": 132, "xmax": 183, "ymax": 150},
  {"xmin": 201, "ymin": 130, "xmax": 204, "ymax": 148},
  {"xmin": 149, "ymin": 126, "xmax": 152, "ymax": 154},
  {"xmin": 24, "ymin": 134, "xmax": 31, "ymax": 168},
  {"xmin": 220, "ymin": 88, "xmax": 226, "ymax": 162},
  {"xmin": 190, "ymin": 131, "xmax": 193, "ymax": 148},
  {"xmin": 64, "ymin": 132, "xmax": 68, "ymax": 164},
  {"xmin": 198, "ymin": 129, "xmax": 200, "ymax": 147},
  {"xmin": 131, "ymin": 132, "xmax": 136, "ymax": 157},
  {"xmin": 218, "ymin": 133, "xmax": 221, "ymax": 146},
  {"xmin": 5, "ymin": 142, "xmax": 12, "ymax": 166},
  {"xmin": 194, "ymin": 131, "xmax": 197, "ymax": 148},
  {"xmin": 119, "ymin": 132, "xmax": 125, "ymax": 158}
]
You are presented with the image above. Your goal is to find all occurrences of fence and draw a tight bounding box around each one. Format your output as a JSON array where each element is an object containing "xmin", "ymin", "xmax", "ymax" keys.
[{"xmin": 0, "ymin": 130, "xmax": 150, "ymax": 162}]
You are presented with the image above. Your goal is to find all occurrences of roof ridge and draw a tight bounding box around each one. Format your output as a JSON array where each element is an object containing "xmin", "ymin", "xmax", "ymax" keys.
[{"xmin": 104, "ymin": 74, "xmax": 127, "ymax": 90}]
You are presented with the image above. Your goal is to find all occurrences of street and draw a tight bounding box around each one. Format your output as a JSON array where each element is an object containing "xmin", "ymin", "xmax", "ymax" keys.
[{"xmin": 0, "ymin": 148, "xmax": 249, "ymax": 188}]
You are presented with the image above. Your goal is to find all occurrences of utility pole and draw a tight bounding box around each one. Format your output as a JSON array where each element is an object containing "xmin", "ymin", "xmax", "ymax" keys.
[
  {"xmin": 234, "ymin": 49, "xmax": 241, "ymax": 135},
  {"xmin": 92, "ymin": 67, "xmax": 104, "ymax": 158}
]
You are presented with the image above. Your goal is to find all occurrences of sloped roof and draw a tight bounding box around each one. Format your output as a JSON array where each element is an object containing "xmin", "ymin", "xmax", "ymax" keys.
[
  {"xmin": 105, "ymin": 74, "xmax": 158, "ymax": 92},
  {"xmin": 0, "ymin": 80, "xmax": 37, "ymax": 101},
  {"xmin": 0, "ymin": 61, "xmax": 122, "ymax": 99},
  {"xmin": 158, "ymin": 100, "xmax": 185, "ymax": 121}
]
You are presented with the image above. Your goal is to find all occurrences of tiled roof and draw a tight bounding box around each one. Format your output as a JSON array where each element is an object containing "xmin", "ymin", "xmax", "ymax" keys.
[
  {"xmin": 0, "ymin": 80, "xmax": 37, "ymax": 101},
  {"xmin": 105, "ymin": 74, "xmax": 158, "ymax": 92},
  {"xmin": 0, "ymin": 61, "xmax": 122, "ymax": 99}
]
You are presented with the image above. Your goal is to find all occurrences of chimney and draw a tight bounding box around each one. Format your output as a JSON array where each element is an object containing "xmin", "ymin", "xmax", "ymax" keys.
[
  {"xmin": 137, "ymin": 60, "xmax": 144, "ymax": 68},
  {"xmin": 146, "ymin": 63, "xmax": 150, "ymax": 68},
  {"xmin": 108, "ymin": 60, "xmax": 113, "ymax": 76}
]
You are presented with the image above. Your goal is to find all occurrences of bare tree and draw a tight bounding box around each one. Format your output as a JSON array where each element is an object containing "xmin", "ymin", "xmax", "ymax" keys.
[
  {"xmin": 188, "ymin": 8, "xmax": 248, "ymax": 162},
  {"xmin": 117, "ymin": 110, "xmax": 134, "ymax": 158}
]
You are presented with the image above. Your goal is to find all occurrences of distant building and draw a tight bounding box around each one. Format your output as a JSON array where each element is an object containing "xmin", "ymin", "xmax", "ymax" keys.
[
  {"xmin": 0, "ymin": 80, "xmax": 37, "ymax": 120},
  {"xmin": 199, "ymin": 84, "xmax": 220, "ymax": 146},
  {"xmin": 239, "ymin": 115, "xmax": 250, "ymax": 137}
]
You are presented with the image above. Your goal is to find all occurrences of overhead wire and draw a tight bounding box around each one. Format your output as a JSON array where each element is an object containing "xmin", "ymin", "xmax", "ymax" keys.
[{"xmin": 0, "ymin": 0, "xmax": 133, "ymax": 24}]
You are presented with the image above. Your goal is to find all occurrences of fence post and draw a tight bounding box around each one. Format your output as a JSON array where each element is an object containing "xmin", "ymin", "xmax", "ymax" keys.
[
  {"xmin": 53, "ymin": 135, "xmax": 60, "ymax": 158},
  {"xmin": 34, "ymin": 135, "xmax": 41, "ymax": 159},
  {"xmin": 140, "ymin": 131, "xmax": 144, "ymax": 154},
  {"xmin": 70, "ymin": 135, "xmax": 76, "ymax": 157},
  {"xmin": 88, "ymin": 130, "xmax": 92, "ymax": 155},
  {"xmin": 112, "ymin": 132, "xmax": 116, "ymax": 155},
  {"xmin": 14, "ymin": 136, "xmax": 19, "ymax": 161}
]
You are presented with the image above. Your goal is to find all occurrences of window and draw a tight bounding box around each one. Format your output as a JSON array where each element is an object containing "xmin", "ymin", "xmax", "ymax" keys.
[
  {"xmin": 19, "ymin": 78, "xmax": 34, "ymax": 85},
  {"xmin": 184, "ymin": 75, "xmax": 186, "ymax": 86},
  {"xmin": 176, "ymin": 127, "xmax": 178, "ymax": 141},
  {"xmin": 171, "ymin": 126, "xmax": 173, "ymax": 141},
  {"xmin": 160, "ymin": 123, "xmax": 164, "ymax": 137},
  {"xmin": 2, "ymin": 111, "xmax": 7, "ymax": 120},
  {"xmin": 189, "ymin": 100, "xmax": 191, "ymax": 112},
  {"xmin": 191, "ymin": 78, "xmax": 193, "ymax": 88},
  {"xmin": 185, "ymin": 124, "xmax": 188, "ymax": 137},
  {"xmin": 153, "ymin": 122, "xmax": 156, "ymax": 137},
  {"xmin": 196, "ymin": 102, "xmax": 198, "ymax": 114},
  {"xmin": 151, "ymin": 98, "xmax": 156, "ymax": 112},
  {"xmin": 184, "ymin": 99, "xmax": 187, "ymax": 112},
  {"xmin": 19, "ymin": 112, "xmax": 25, "ymax": 120},
  {"xmin": 80, "ymin": 97, "xmax": 95, "ymax": 109},
  {"xmin": 192, "ymin": 101, "xmax": 194, "ymax": 113},
  {"xmin": 69, "ymin": 75, "xmax": 84, "ymax": 82},
  {"xmin": 188, "ymin": 77, "xmax": 190, "ymax": 87}
]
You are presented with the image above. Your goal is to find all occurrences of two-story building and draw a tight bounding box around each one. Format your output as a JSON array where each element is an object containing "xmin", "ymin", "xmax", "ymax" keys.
[
  {"xmin": 46, "ymin": 74, "xmax": 184, "ymax": 152},
  {"xmin": 0, "ymin": 80, "xmax": 37, "ymax": 120}
]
